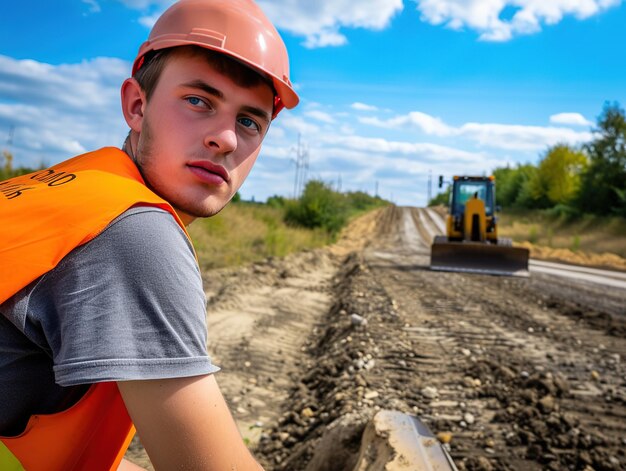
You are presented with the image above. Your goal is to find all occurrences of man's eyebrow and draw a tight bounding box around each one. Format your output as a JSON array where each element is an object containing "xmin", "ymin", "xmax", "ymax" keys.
[
  {"xmin": 180, "ymin": 79, "xmax": 271, "ymax": 124},
  {"xmin": 180, "ymin": 79, "xmax": 223, "ymax": 99},
  {"xmin": 241, "ymin": 105, "xmax": 271, "ymax": 124}
]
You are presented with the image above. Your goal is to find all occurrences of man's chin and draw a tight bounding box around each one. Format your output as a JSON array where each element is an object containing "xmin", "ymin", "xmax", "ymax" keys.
[{"xmin": 174, "ymin": 201, "xmax": 228, "ymax": 222}]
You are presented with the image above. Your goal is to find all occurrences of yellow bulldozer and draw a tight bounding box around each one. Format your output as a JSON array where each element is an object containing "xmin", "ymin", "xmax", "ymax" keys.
[{"xmin": 430, "ymin": 175, "xmax": 530, "ymax": 276}]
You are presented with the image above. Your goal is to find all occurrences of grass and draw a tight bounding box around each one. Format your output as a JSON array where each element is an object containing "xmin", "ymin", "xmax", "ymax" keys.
[
  {"xmin": 187, "ymin": 202, "xmax": 332, "ymax": 271},
  {"xmin": 497, "ymin": 209, "xmax": 626, "ymax": 258}
]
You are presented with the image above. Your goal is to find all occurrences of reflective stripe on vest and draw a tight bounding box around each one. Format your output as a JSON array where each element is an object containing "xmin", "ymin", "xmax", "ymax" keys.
[{"xmin": 0, "ymin": 147, "xmax": 190, "ymax": 470}]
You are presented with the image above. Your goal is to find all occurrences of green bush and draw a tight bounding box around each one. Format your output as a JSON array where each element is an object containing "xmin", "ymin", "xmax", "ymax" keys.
[
  {"xmin": 285, "ymin": 180, "xmax": 348, "ymax": 235},
  {"xmin": 283, "ymin": 180, "xmax": 388, "ymax": 236}
]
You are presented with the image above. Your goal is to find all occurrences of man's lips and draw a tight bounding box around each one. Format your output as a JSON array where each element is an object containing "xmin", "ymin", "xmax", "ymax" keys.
[{"xmin": 187, "ymin": 160, "xmax": 230, "ymax": 184}]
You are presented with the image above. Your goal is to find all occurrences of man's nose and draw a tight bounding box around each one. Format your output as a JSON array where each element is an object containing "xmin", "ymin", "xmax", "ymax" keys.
[{"xmin": 204, "ymin": 122, "xmax": 237, "ymax": 155}]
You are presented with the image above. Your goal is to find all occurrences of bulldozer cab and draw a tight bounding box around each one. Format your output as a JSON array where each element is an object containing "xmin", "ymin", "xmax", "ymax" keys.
[{"xmin": 451, "ymin": 178, "xmax": 494, "ymax": 217}]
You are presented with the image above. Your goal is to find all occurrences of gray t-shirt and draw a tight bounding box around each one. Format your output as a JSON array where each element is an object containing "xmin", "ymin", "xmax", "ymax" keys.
[{"xmin": 0, "ymin": 207, "xmax": 219, "ymax": 436}]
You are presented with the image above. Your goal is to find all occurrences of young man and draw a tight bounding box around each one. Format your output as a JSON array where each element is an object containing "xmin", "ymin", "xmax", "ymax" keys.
[{"xmin": 0, "ymin": 0, "xmax": 298, "ymax": 469}]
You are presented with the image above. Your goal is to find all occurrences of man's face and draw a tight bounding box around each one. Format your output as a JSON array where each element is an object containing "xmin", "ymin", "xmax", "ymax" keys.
[{"xmin": 133, "ymin": 51, "xmax": 274, "ymax": 223}]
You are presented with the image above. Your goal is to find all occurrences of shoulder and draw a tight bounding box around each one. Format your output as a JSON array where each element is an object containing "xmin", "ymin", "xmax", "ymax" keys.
[
  {"xmin": 41, "ymin": 206, "xmax": 201, "ymax": 313},
  {"xmin": 65, "ymin": 206, "xmax": 196, "ymax": 274}
]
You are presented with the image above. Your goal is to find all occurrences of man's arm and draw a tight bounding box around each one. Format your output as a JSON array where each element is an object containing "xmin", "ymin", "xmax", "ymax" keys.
[{"xmin": 118, "ymin": 374, "xmax": 263, "ymax": 470}]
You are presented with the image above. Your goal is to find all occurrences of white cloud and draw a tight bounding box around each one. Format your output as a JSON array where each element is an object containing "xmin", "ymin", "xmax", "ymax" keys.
[
  {"xmin": 359, "ymin": 109, "xmax": 593, "ymax": 150},
  {"xmin": 320, "ymin": 134, "xmax": 485, "ymax": 162},
  {"xmin": 304, "ymin": 110, "xmax": 336, "ymax": 124},
  {"xmin": 0, "ymin": 55, "xmax": 129, "ymax": 167},
  {"xmin": 413, "ymin": 0, "xmax": 622, "ymax": 41},
  {"xmin": 459, "ymin": 122, "xmax": 593, "ymax": 150},
  {"xmin": 360, "ymin": 111, "xmax": 454, "ymax": 136},
  {"xmin": 279, "ymin": 115, "xmax": 321, "ymax": 136},
  {"xmin": 82, "ymin": 0, "xmax": 101, "ymax": 13},
  {"xmin": 351, "ymin": 102, "xmax": 379, "ymax": 111},
  {"xmin": 256, "ymin": 1, "xmax": 404, "ymax": 48},
  {"xmin": 549, "ymin": 112, "xmax": 593, "ymax": 127}
]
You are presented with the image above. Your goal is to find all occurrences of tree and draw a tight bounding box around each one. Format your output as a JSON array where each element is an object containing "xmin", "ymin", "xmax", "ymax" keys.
[
  {"xmin": 534, "ymin": 144, "xmax": 587, "ymax": 206},
  {"xmin": 575, "ymin": 102, "xmax": 626, "ymax": 215},
  {"xmin": 492, "ymin": 164, "xmax": 539, "ymax": 209},
  {"xmin": 428, "ymin": 186, "xmax": 450, "ymax": 207}
]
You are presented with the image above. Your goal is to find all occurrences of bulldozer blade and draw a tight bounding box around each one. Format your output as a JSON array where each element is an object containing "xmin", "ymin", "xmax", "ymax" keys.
[{"xmin": 430, "ymin": 241, "xmax": 530, "ymax": 277}]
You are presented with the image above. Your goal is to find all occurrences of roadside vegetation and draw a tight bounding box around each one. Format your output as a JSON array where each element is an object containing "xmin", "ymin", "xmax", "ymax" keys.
[
  {"xmin": 189, "ymin": 180, "xmax": 389, "ymax": 270},
  {"xmin": 497, "ymin": 209, "xmax": 626, "ymax": 258},
  {"xmin": 188, "ymin": 201, "xmax": 332, "ymax": 269}
]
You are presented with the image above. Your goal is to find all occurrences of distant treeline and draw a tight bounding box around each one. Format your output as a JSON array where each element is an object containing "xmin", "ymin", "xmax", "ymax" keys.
[{"xmin": 430, "ymin": 101, "xmax": 626, "ymax": 218}]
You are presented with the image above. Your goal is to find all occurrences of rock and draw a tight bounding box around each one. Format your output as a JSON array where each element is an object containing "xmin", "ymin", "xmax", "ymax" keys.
[
  {"xmin": 364, "ymin": 390, "xmax": 379, "ymax": 400},
  {"xmin": 461, "ymin": 348, "xmax": 472, "ymax": 356},
  {"xmin": 350, "ymin": 314, "xmax": 368, "ymax": 326},
  {"xmin": 462, "ymin": 376, "xmax": 475, "ymax": 388},
  {"xmin": 538, "ymin": 395, "xmax": 556, "ymax": 413},
  {"xmin": 355, "ymin": 374, "xmax": 367, "ymax": 387},
  {"xmin": 301, "ymin": 407, "xmax": 315, "ymax": 418},
  {"xmin": 553, "ymin": 372, "xmax": 570, "ymax": 395},
  {"xmin": 465, "ymin": 457, "xmax": 494, "ymax": 471},
  {"xmin": 591, "ymin": 370, "xmax": 600, "ymax": 381},
  {"xmin": 304, "ymin": 412, "xmax": 368, "ymax": 471},
  {"xmin": 437, "ymin": 431, "xmax": 453, "ymax": 444},
  {"xmin": 421, "ymin": 386, "xmax": 439, "ymax": 399},
  {"xmin": 498, "ymin": 365, "xmax": 516, "ymax": 380},
  {"xmin": 463, "ymin": 413, "xmax": 476, "ymax": 425}
]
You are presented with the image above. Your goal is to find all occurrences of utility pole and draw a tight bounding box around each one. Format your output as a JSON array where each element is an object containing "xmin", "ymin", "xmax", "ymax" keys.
[
  {"xmin": 2, "ymin": 125, "xmax": 15, "ymax": 173},
  {"xmin": 375, "ymin": 180, "xmax": 379, "ymax": 197},
  {"xmin": 292, "ymin": 133, "xmax": 309, "ymax": 198},
  {"xmin": 427, "ymin": 170, "xmax": 432, "ymax": 205}
]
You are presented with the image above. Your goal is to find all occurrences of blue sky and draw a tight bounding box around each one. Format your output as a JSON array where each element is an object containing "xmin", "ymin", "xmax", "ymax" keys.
[{"xmin": 1, "ymin": 0, "xmax": 625, "ymax": 205}]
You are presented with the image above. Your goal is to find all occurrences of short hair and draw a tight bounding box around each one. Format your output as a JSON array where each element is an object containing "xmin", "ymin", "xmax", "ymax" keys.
[{"xmin": 133, "ymin": 45, "xmax": 275, "ymax": 103}]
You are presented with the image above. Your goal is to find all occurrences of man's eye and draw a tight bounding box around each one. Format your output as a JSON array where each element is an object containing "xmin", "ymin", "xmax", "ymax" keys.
[
  {"xmin": 186, "ymin": 96, "xmax": 207, "ymax": 107},
  {"xmin": 239, "ymin": 117, "xmax": 260, "ymax": 132}
]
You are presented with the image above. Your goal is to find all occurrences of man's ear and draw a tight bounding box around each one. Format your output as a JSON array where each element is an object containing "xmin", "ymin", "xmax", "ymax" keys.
[{"xmin": 120, "ymin": 78, "xmax": 146, "ymax": 133}]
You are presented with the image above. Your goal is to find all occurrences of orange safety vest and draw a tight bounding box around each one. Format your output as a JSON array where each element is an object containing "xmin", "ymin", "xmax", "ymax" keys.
[{"xmin": 0, "ymin": 147, "xmax": 191, "ymax": 470}]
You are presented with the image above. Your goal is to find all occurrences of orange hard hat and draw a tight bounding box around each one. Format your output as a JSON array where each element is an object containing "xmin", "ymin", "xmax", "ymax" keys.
[{"xmin": 132, "ymin": 0, "xmax": 299, "ymax": 117}]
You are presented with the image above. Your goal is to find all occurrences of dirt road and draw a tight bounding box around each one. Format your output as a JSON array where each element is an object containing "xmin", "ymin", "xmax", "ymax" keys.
[{"xmin": 128, "ymin": 206, "xmax": 626, "ymax": 470}]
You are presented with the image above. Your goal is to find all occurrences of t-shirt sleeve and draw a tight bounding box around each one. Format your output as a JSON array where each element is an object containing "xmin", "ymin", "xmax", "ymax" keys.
[{"xmin": 30, "ymin": 207, "xmax": 219, "ymax": 387}]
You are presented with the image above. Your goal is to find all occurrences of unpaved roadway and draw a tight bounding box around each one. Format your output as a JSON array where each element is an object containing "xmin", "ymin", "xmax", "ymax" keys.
[{"xmin": 127, "ymin": 206, "xmax": 626, "ymax": 471}]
